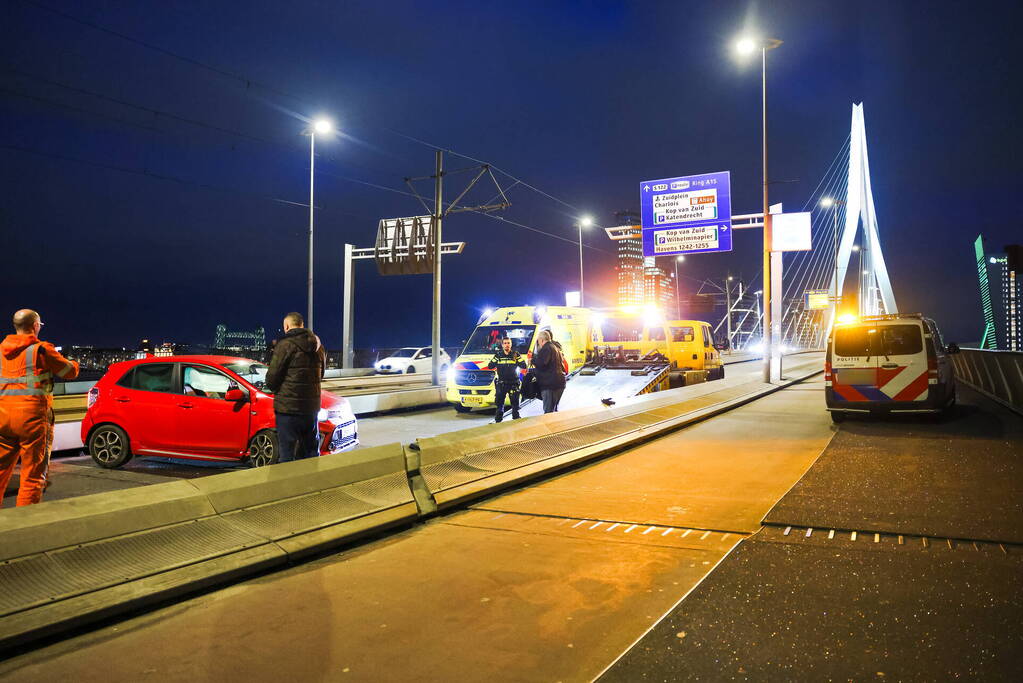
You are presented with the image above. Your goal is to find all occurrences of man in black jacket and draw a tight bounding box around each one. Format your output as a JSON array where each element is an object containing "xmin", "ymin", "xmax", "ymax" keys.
[
  {"xmin": 484, "ymin": 337, "xmax": 527, "ymax": 422},
  {"xmin": 265, "ymin": 312, "xmax": 326, "ymax": 462},
  {"xmin": 532, "ymin": 330, "xmax": 566, "ymax": 413}
]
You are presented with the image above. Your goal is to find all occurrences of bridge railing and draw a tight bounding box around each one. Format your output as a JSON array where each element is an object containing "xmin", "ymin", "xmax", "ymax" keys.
[{"xmin": 951, "ymin": 348, "xmax": 1023, "ymax": 416}]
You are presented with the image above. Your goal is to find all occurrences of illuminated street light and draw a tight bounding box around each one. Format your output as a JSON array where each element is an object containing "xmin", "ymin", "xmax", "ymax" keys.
[
  {"xmin": 305, "ymin": 117, "xmax": 336, "ymax": 332},
  {"xmin": 577, "ymin": 215, "xmax": 594, "ymax": 307},
  {"xmin": 735, "ymin": 37, "xmax": 758, "ymax": 55},
  {"xmin": 820, "ymin": 196, "xmax": 834, "ymax": 208},
  {"xmin": 851, "ymin": 245, "xmax": 860, "ymax": 252},
  {"xmin": 734, "ymin": 32, "xmax": 783, "ymax": 382}
]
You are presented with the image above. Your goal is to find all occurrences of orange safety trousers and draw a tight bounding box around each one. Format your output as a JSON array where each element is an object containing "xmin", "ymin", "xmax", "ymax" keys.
[
  {"xmin": 1, "ymin": 336, "xmax": 78, "ymax": 507},
  {"xmin": 0, "ymin": 403, "xmax": 53, "ymax": 506}
]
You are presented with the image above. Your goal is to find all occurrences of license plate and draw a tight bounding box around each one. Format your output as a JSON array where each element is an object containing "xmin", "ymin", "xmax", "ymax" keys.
[
  {"xmin": 329, "ymin": 421, "xmax": 357, "ymax": 451},
  {"xmin": 462, "ymin": 396, "xmax": 487, "ymax": 407}
]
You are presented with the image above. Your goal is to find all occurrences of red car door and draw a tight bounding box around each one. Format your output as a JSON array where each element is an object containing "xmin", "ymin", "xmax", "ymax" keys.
[
  {"xmin": 173, "ymin": 363, "xmax": 251, "ymax": 460},
  {"xmin": 109, "ymin": 362, "xmax": 182, "ymax": 453}
]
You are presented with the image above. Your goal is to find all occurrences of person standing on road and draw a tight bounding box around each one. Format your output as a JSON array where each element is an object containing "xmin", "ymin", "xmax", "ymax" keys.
[
  {"xmin": 532, "ymin": 329, "xmax": 567, "ymax": 414},
  {"xmin": 265, "ymin": 312, "xmax": 326, "ymax": 463},
  {"xmin": 484, "ymin": 337, "xmax": 527, "ymax": 422},
  {"xmin": 0, "ymin": 309, "xmax": 79, "ymax": 507}
]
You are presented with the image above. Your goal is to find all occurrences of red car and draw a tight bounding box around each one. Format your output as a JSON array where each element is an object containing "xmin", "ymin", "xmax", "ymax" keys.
[{"xmin": 81, "ymin": 355, "xmax": 358, "ymax": 468}]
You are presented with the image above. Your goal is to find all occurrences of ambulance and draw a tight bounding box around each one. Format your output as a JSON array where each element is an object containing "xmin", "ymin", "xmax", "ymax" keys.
[
  {"xmin": 446, "ymin": 306, "xmax": 595, "ymax": 412},
  {"xmin": 826, "ymin": 313, "xmax": 958, "ymax": 422}
]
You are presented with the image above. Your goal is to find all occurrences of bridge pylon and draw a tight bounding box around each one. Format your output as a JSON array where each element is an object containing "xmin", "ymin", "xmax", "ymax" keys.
[{"xmin": 828, "ymin": 103, "xmax": 898, "ymax": 327}]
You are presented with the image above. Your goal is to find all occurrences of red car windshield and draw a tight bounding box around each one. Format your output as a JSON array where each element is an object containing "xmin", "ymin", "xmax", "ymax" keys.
[{"xmin": 224, "ymin": 361, "xmax": 270, "ymax": 391}]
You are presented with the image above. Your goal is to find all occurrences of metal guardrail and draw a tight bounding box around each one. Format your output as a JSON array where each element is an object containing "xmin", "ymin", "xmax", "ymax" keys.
[{"xmin": 951, "ymin": 348, "xmax": 1023, "ymax": 416}]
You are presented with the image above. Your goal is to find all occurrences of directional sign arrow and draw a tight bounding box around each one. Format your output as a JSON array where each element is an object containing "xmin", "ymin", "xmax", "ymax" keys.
[{"xmin": 643, "ymin": 185, "xmax": 651, "ymax": 192}]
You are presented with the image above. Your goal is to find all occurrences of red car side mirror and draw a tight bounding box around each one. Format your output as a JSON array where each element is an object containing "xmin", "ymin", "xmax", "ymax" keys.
[{"xmin": 225, "ymin": 388, "xmax": 247, "ymax": 402}]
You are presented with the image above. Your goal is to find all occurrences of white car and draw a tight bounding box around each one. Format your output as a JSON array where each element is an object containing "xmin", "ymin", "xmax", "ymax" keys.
[{"xmin": 374, "ymin": 347, "xmax": 450, "ymax": 375}]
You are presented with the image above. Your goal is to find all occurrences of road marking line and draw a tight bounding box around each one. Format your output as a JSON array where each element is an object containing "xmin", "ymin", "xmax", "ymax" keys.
[
  {"xmin": 606, "ymin": 523, "xmax": 620, "ymax": 532},
  {"xmin": 898, "ymin": 535, "xmax": 904, "ymax": 545},
  {"xmin": 661, "ymin": 528, "xmax": 673, "ymax": 537},
  {"xmin": 805, "ymin": 527, "xmax": 813, "ymax": 538},
  {"xmin": 947, "ymin": 539, "xmax": 953, "ymax": 550},
  {"xmin": 851, "ymin": 531, "xmax": 857, "ymax": 541},
  {"xmin": 680, "ymin": 530, "xmax": 692, "ymax": 538},
  {"xmin": 589, "ymin": 521, "xmax": 603, "ymax": 530},
  {"xmin": 783, "ymin": 526, "xmax": 792, "ymax": 536},
  {"xmin": 624, "ymin": 525, "xmax": 638, "ymax": 533},
  {"xmin": 828, "ymin": 529, "xmax": 835, "ymax": 540},
  {"xmin": 999, "ymin": 544, "xmax": 1007, "ymax": 554},
  {"xmin": 720, "ymin": 533, "xmax": 730, "ymax": 542},
  {"xmin": 972, "ymin": 541, "xmax": 979, "ymax": 551},
  {"xmin": 642, "ymin": 526, "xmax": 657, "ymax": 535},
  {"xmin": 571, "ymin": 520, "xmax": 587, "ymax": 529},
  {"xmin": 922, "ymin": 537, "xmax": 930, "ymax": 548},
  {"xmin": 700, "ymin": 530, "xmax": 711, "ymax": 540},
  {"xmin": 491, "ymin": 514, "xmax": 505, "ymax": 521},
  {"xmin": 874, "ymin": 533, "xmax": 880, "ymax": 543}
]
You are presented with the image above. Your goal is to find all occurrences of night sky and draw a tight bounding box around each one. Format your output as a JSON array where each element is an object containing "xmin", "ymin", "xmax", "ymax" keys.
[{"xmin": 2, "ymin": 0, "xmax": 1020, "ymax": 350}]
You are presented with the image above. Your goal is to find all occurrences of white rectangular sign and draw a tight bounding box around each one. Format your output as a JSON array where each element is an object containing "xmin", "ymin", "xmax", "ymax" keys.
[
  {"xmin": 651, "ymin": 225, "xmax": 721, "ymax": 254},
  {"xmin": 771, "ymin": 211, "xmax": 813, "ymax": 252}
]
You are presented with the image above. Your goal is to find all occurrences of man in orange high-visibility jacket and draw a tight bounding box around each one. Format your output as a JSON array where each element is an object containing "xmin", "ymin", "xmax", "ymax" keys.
[{"xmin": 1, "ymin": 309, "xmax": 79, "ymax": 506}]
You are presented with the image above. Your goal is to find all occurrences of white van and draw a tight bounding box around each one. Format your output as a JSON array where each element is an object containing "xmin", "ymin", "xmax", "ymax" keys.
[{"xmin": 826, "ymin": 313, "xmax": 958, "ymax": 422}]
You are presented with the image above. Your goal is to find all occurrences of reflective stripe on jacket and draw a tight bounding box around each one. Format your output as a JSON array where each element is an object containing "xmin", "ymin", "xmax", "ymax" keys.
[{"xmin": 0, "ymin": 334, "xmax": 80, "ymax": 405}]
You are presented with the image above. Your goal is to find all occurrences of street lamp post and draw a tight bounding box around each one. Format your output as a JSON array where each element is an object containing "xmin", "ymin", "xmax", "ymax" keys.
[
  {"xmin": 736, "ymin": 35, "xmax": 782, "ymax": 383},
  {"xmin": 674, "ymin": 255, "xmax": 685, "ymax": 320},
  {"xmin": 821, "ymin": 197, "xmax": 844, "ymax": 329},
  {"xmin": 306, "ymin": 118, "xmax": 333, "ymax": 332},
  {"xmin": 577, "ymin": 215, "xmax": 593, "ymax": 307}
]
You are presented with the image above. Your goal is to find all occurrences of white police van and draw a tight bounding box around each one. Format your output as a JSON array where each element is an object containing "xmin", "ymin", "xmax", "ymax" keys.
[{"xmin": 826, "ymin": 313, "xmax": 958, "ymax": 422}]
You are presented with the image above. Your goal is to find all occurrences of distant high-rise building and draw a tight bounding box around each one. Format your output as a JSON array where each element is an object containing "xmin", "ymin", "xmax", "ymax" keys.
[
  {"xmin": 616, "ymin": 235, "xmax": 644, "ymax": 307},
  {"xmin": 975, "ymin": 236, "xmax": 1022, "ymax": 350},
  {"xmin": 609, "ymin": 225, "xmax": 676, "ymax": 313},
  {"xmin": 643, "ymin": 257, "xmax": 676, "ymax": 313}
]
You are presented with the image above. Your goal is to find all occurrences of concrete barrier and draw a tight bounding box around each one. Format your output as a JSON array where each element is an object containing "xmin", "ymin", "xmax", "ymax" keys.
[
  {"xmin": 0, "ymin": 444, "xmax": 413, "ymax": 651},
  {"xmin": 952, "ymin": 348, "xmax": 1023, "ymax": 416}
]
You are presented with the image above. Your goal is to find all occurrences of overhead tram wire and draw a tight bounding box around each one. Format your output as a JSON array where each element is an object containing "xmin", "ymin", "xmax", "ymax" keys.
[
  {"xmin": 2, "ymin": 75, "xmax": 610, "ymax": 255},
  {"xmin": 381, "ymin": 128, "xmax": 586, "ymax": 216},
  {"xmin": 314, "ymin": 166, "xmax": 614, "ymax": 254},
  {"xmin": 20, "ymin": 0, "xmax": 593, "ymax": 233},
  {"xmin": 0, "ymin": 143, "xmax": 311, "ymax": 208}
]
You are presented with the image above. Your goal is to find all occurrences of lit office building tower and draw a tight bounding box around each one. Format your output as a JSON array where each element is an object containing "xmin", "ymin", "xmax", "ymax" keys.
[
  {"xmin": 609, "ymin": 221, "xmax": 677, "ymax": 313},
  {"xmin": 616, "ymin": 235, "xmax": 645, "ymax": 308},
  {"xmin": 643, "ymin": 257, "xmax": 677, "ymax": 313},
  {"xmin": 975, "ymin": 236, "xmax": 1022, "ymax": 351}
]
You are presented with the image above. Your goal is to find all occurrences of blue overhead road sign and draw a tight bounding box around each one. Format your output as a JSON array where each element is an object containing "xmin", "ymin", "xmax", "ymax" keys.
[{"xmin": 639, "ymin": 171, "xmax": 732, "ymax": 257}]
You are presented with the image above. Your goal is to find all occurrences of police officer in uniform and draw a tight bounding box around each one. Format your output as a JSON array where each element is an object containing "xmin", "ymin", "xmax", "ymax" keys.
[{"xmin": 484, "ymin": 337, "xmax": 527, "ymax": 422}]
